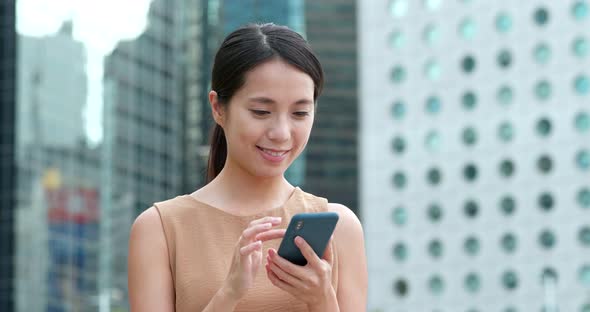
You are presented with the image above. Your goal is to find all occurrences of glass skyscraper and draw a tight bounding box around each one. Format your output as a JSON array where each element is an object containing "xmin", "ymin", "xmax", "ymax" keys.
[
  {"xmin": 304, "ymin": 0, "xmax": 359, "ymax": 215},
  {"xmin": 3, "ymin": 0, "xmax": 185, "ymax": 310},
  {"xmin": 360, "ymin": 1, "xmax": 590, "ymax": 311}
]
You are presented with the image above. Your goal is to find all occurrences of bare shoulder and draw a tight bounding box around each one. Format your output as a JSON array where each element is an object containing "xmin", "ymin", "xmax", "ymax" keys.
[
  {"xmin": 326, "ymin": 203, "xmax": 364, "ymax": 254},
  {"xmin": 128, "ymin": 207, "xmax": 174, "ymax": 311},
  {"xmin": 327, "ymin": 203, "xmax": 363, "ymax": 235},
  {"xmin": 327, "ymin": 203, "xmax": 368, "ymax": 308},
  {"xmin": 131, "ymin": 206, "xmax": 164, "ymax": 237}
]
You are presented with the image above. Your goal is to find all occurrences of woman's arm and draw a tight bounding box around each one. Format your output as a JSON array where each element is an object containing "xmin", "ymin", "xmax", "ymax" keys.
[
  {"xmin": 128, "ymin": 207, "xmax": 175, "ymax": 312},
  {"xmin": 328, "ymin": 203, "xmax": 368, "ymax": 312}
]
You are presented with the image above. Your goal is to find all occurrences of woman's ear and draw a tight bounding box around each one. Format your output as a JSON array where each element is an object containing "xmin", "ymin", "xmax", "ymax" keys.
[{"xmin": 209, "ymin": 90, "xmax": 225, "ymax": 127}]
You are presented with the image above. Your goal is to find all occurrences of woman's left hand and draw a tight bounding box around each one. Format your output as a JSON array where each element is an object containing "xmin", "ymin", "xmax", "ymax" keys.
[{"xmin": 265, "ymin": 236, "xmax": 338, "ymax": 311}]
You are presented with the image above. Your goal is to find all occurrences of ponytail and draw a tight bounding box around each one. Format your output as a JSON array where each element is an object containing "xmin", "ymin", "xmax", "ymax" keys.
[{"xmin": 206, "ymin": 124, "xmax": 227, "ymax": 183}]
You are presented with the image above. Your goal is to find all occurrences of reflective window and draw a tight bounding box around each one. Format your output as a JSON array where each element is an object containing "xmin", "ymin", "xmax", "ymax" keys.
[
  {"xmin": 578, "ymin": 187, "xmax": 590, "ymax": 209},
  {"xmin": 464, "ymin": 235, "xmax": 481, "ymax": 256},
  {"xmin": 391, "ymin": 66, "xmax": 407, "ymax": 83},
  {"xmin": 575, "ymin": 112, "xmax": 590, "ymax": 132},
  {"xmin": 537, "ymin": 155, "xmax": 553, "ymax": 174},
  {"xmin": 498, "ymin": 122, "xmax": 515, "ymax": 142},
  {"xmin": 392, "ymin": 206, "xmax": 408, "ymax": 226},
  {"xmin": 534, "ymin": 7, "xmax": 550, "ymax": 26},
  {"xmin": 580, "ymin": 264, "xmax": 590, "ymax": 287},
  {"xmin": 393, "ymin": 278, "xmax": 409, "ymax": 297},
  {"xmin": 423, "ymin": 24, "xmax": 440, "ymax": 45},
  {"xmin": 572, "ymin": 1, "xmax": 589, "ymax": 20},
  {"xmin": 425, "ymin": 60, "xmax": 442, "ymax": 81},
  {"xmin": 464, "ymin": 272, "xmax": 481, "ymax": 293},
  {"xmin": 463, "ymin": 163, "xmax": 479, "ymax": 182},
  {"xmin": 427, "ymin": 167, "xmax": 443, "ymax": 186},
  {"xmin": 499, "ymin": 159, "xmax": 516, "ymax": 178},
  {"xmin": 459, "ymin": 18, "xmax": 477, "ymax": 39},
  {"xmin": 425, "ymin": 130, "xmax": 442, "ymax": 152},
  {"xmin": 502, "ymin": 270, "xmax": 519, "ymax": 290},
  {"xmin": 536, "ymin": 118, "xmax": 553, "ymax": 137},
  {"xmin": 573, "ymin": 37, "xmax": 589, "ymax": 58},
  {"xmin": 393, "ymin": 172, "xmax": 408, "ymax": 189},
  {"xmin": 392, "ymin": 136, "xmax": 407, "ymax": 154},
  {"xmin": 535, "ymin": 80, "xmax": 552, "ymax": 100},
  {"xmin": 428, "ymin": 203, "xmax": 444, "ymax": 223},
  {"xmin": 534, "ymin": 43, "xmax": 551, "ymax": 64},
  {"xmin": 428, "ymin": 275, "xmax": 445, "ymax": 295},
  {"xmin": 500, "ymin": 195, "xmax": 517, "ymax": 216},
  {"xmin": 497, "ymin": 85, "xmax": 514, "ymax": 105},
  {"xmin": 579, "ymin": 226, "xmax": 590, "ymax": 246},
  {"xmin": 426, "ymin": 96, "xmax": 443, "ymax": 114},
  {"xmin": 501, "ymin": 233, "xmax": 518, "ymax": 254},
  {"xmin": 539, "ymin": 229, "xmax": 556, "ymax": 249},
  {"xmin": 575, "ymin": 75, "xmax": 590, "ymax": 95},
  {"xmin": 462, "ymin": 127, "xmax": 478, "ymax": 146},
  {"xmin": 495, "ymin": 12, "xmax": 512, "ymax": 33},
  {"xmin": 390, "ymin": 31, "xmax": 406, "ymax": 49},
  {"xmin": 538, "ymin": 192, "xmax": 555, "ymax": 212},
  {"xmin": 462, "ymin": 91, "xmax": 478, "ymax": 111},
  {"xmin": 392, "ymin": 101, "xmax": 407, "ymax": 120},
  {"xmin": 393, "ymin": 242, "xmax": 409, "ymax": 262},
  {"xmin": 428, "ymin": 239, "xmax": 444, "ymax": 259},
  {"xmin": 462, "ymin": 55, "xmax": 477, "ymax": 73},
  {"xmin": 390, "ymin": 0, "xmax": 409, "ymax": 18},
  {"xmin": 497, "ymin": 49, "xmax": 513, "ymax": 68},
  {"xmin": 464, "ymin": 199, "xmax": 479, "ymax": 218}
]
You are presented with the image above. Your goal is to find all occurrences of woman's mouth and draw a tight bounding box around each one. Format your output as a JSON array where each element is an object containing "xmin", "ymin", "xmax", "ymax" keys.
[{"xmin": 257, "ymin": 146, "xmax": 290, "ymax": 162}]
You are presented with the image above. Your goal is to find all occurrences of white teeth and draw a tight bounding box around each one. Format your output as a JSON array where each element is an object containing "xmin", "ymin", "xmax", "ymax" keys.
[{"xmin": 261, "ymin": 148, "xmax": 287, "ymax": 157}]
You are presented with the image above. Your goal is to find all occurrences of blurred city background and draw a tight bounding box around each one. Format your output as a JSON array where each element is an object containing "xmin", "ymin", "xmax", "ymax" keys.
[{"xmin": 0, "ymin": 0, "xmax": 589, "ymax": 311}]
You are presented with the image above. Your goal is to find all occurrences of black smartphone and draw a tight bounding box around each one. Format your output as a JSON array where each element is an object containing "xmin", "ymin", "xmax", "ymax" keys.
[{"xmin": 277, "ymin": 212, "xmax": 339, "ymax": 266}]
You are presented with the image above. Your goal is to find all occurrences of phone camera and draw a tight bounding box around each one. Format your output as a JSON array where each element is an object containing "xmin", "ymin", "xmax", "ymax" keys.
[{"xmin": 295, "ymin": 220, "xmax": 304, "ymax": 231}]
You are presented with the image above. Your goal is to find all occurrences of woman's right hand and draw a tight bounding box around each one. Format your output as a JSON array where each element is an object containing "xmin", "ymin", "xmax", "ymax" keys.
[{"xmin": 221, "ymin": 216, "xmax": 285, "ymax": 301}]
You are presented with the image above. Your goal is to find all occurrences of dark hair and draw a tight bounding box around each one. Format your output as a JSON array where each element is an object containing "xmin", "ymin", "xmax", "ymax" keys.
[{"xmin": 206, "ymin": 23, "xmax": 324, "ymax": 182}]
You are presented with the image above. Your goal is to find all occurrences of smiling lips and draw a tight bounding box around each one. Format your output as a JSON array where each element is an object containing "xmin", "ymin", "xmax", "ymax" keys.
[{"xmin": 257, "ymin": 146, "xmax": 290, "ymax": 163}]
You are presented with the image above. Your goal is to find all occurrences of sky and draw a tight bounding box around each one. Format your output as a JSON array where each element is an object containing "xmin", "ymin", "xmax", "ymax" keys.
[{"xmin": 17, "ymin": 0, "xmax": 154, "ymax": 145}]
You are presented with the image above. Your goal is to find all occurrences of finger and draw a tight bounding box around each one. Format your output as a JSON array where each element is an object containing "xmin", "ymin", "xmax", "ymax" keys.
[
  {"xmin": 268, "ymin": 248, "xmax": 304, "ymax": 278},
  {"xmin": 268, "ymin": 261, "xmax": 306, "ymax": 289},
  {"xmin": 266, "ymin": 263, "xmax": 299, "ymax": 295},
  {"xmin": 249, "ymin": 216, "xmax": 282, "ymax": 227},
  {"xmin": 255, "ymin": 229, "xmax": 286, "ymax": 242},
  {"xmin": 241, "ymin": 223, "xmax": 273, "ymax": 241},
  {"xmin": 239, "ymin": 240, "xmax": 262, "ymax": 256},
  {"xmin": 294, "ymin": 236, "xmax": 322, "ymax": 268}
]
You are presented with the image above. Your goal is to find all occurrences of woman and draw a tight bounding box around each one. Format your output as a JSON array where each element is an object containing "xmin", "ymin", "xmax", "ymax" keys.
[{"xmin": 128, "ymin": 23, "xmax": 367, "ymax": 312}]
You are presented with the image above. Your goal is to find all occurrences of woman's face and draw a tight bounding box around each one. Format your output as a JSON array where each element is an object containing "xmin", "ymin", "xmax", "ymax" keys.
[{"xmin": 216, "ymin": 58, "xmax": 315, "ymax": 179}]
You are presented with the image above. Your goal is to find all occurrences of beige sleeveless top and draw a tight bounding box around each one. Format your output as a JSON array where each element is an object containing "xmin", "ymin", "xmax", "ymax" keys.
[{"xmin": 153, "ymin": 187, "xmax": 339, "ymax": 312}]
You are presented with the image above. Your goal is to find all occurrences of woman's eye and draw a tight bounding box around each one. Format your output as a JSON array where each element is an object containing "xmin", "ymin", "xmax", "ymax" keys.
[
  {"xmin": 251, "ymin": 110, "xmax": 270, "ymax": 116},
  {"xmin": 294, "ymin": 112, "xmax": 310, "ymax": 117}
]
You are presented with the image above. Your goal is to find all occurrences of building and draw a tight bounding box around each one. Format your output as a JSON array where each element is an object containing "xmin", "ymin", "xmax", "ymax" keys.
[
  {"xmin": 101, "ymin": 0, "xmax": 183, "ymax": 307},
  {"xmin": 1, "ymin": 0, "xmax": 185, "ymax": 310},
  {"xmin": 360, "ymin": 1, "xmax": 590, "ymax": 311},
  {"xmin": 304, "ymin": 0, "xmax": 359, "ymax": 215},
  {"xmin": 0, "ymin": 0, "xmax": 17, "ymax": 310}
]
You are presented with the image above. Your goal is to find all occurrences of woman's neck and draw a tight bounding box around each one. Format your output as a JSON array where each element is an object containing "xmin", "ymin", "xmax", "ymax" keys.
[{"xmin": 197, "ymin": 160, "xmax": 296, "ymax": 215}]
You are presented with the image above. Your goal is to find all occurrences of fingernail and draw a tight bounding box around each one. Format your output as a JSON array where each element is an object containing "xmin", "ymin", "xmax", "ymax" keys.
[
  {"xmin": 269, "ymin": 249, "xmax": 276, "ymax": 257},
  {"xmin": 295, "ymin": 236, "xmax": 303, "ymax": 244}
]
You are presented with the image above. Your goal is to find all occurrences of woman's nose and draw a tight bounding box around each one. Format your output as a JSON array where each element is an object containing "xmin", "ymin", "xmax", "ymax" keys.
[{"xmin": 267, "ymin": 116, "xmax": 290, "ymax": 142}]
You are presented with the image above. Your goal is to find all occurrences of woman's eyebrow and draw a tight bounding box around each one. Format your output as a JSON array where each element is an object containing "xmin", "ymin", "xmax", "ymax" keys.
[{"xmin": 247, "ymin": 96, "xmax": 313, "ymax": 105}]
